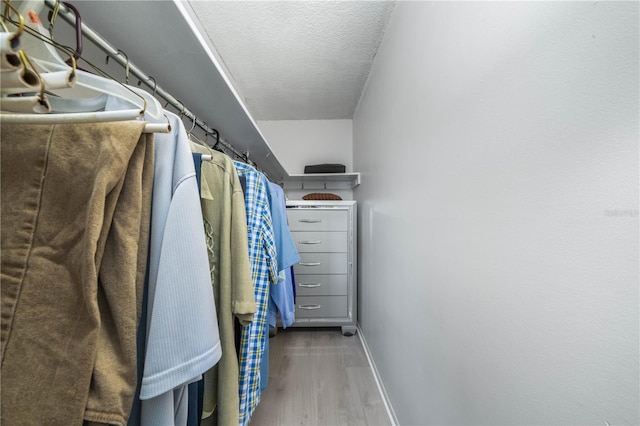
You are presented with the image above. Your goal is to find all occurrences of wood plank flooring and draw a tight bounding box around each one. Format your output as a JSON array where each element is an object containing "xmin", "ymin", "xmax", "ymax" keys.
[{"xmin": 249, "ymin": 328, "xmax": 391, "ymax": 426}]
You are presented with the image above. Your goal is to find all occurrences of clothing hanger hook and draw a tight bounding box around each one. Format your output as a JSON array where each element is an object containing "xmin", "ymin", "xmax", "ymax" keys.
[
  {"xmin": 213, "ymin": 129, "xmax": 221, "ymax": 151},
  {"xmin": 173, "ymin": 99, "xmax": 183, "ymax": 117},
  {"xmin": 148, "ymin": 76, "xmax": 157, "ymax": 96},
  {"xmin": 188, "ymin": 114, "xmax": 197, "ymax": 135},
  {"xmin": 18, "ymin": 50, "xmax": 46, "ymax": 102},
  {"xmin": 203, "ymin": 126, "xmax": 209, "ymax": 144},
  {"xmin": 2, "ymin": 0, "xmax": 25, "ymax": 37},
  {"xmin": 47, "ymin": 0, "xmax": 61, "ymax": 35},
  {"xmin": 50, "ymin": 2, "xmax": 82, "ymax": 62},
  {"xmin": 117, "ymin": 49, "xmax": 130, "ymax": 84},
  {"xmin": 162, "ymin": 113, "xmax": 172, "ymax": 133}
]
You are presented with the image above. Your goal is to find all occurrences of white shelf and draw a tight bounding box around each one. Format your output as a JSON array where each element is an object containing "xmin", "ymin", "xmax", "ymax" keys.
[
  {"xmin": 283, "ymin": 173, "xmax": 361, "ymax": 189},
  {"xmin": 59, "ymin": 1, "xmax": 288, "ymax": 182}
]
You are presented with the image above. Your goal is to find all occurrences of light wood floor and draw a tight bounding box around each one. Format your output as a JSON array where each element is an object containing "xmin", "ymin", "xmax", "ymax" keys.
[{"xmin": 249, "ymin": 328, "xmax": 391, "ymax": 426}]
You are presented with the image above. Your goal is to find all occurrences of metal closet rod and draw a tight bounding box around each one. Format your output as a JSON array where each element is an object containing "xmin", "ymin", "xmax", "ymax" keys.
[{"xmin": 42, "ymin": 0, "xmax": 251, "ymax": 164}]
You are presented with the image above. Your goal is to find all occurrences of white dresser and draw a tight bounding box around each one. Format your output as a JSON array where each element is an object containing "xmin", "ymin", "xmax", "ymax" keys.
[{"xmin": 286, "ymin": 200, "xmax": 357, "ymax": 336}]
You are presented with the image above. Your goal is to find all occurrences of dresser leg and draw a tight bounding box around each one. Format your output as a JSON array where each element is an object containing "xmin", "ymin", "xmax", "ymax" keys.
[{"xmin": 341, "ymin": 325, "xmax": 357, "ymax": 336}]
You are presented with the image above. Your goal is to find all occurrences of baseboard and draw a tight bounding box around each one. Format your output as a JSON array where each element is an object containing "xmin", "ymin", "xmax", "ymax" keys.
[{"xmin": 357, "ymin": 325, "xmax": 399, "ymax": 426}]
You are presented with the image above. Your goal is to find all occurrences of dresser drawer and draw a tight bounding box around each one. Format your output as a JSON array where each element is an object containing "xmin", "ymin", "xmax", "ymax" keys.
[
  {"xmin": 295, "ymin": 296, "xmax": 348, "ymax": 318},
  {"xmin": 294, "ymin": 253, "xmax": 348, "ymax": 275},
  {"xmin": 296, "ymin": 274, "xmax": 348, "ymax": 296},
  {"xmin": 287, "ymin": 209, "xmax": 348, "ymax": 232},
  {"xmin": 292, "ymin": 231, "xmax": 347, "ymax": 253}
]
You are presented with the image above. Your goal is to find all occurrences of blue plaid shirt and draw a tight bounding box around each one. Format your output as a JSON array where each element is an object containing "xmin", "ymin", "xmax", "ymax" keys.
[{"xmin": 234, "ymin": 162, "xmax": 278, "ymax": 426}]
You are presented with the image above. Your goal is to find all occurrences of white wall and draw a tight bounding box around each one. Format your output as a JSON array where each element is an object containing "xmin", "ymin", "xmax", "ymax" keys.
[
  {"xmin": 257, "ymin": 119, "xmax": 353, "ymax": 174},
  {"xmin": 354, "ymin": 2, "xmax": 638, "ymax": 425}
]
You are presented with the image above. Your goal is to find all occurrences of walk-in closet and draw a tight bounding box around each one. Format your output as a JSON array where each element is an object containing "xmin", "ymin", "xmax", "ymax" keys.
[{"xmin": 1, "ymin": 1, "xmax": 638, "ymax": 425}]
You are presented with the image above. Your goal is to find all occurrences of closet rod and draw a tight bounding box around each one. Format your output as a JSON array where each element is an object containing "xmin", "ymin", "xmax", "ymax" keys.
[{"xmin": 41, "ymin": 0, "xmax": 254, "ymax": 168}]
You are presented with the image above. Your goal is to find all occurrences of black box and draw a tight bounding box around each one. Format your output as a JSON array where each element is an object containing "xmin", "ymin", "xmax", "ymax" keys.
[{"xmin": 304, "ymin": 164, "xmax": 346, "ymax": 174}]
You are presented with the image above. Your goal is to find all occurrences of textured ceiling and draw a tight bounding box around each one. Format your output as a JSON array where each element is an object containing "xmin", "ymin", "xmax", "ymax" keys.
[{"xmin": 187, "ymin": 1, "xmax": 395, "ymax": 120}]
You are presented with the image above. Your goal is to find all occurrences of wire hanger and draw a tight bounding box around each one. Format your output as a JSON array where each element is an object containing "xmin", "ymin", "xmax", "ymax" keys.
[
  {"xmin": 1, "ymin": 50, "xmax": 50, "ymax": 113},
  {"xmin": 188, "ymin": 112, "xmax": 197, "ymax": 136},
  {"xmin": 0, "ymin": 0, "xmax": 23, "ymax": 55},
  {"xmin": 3, "ymin": 1, "xmax": 146, "ymax": 114},
  {"xmin": 189, "ymin": 127, "xmax": 213, "ymax": 163},
  {"xmin": 1, "ymin": 2, "xmax": 49, "ymax": 113},
  {"xmin": 148, "ymin": 75, "xmax": 157, "ymax": 97},
  {"xmin": 116, "ymin": 49, "xmax": 129, "ymax": 85},
  {"xmin": 1, "ymin": 1, "xmax": 168, "ymax": 133},
  {"xmin": 103, "ymin": 49, "xmax": 164, "ymax": 120},
  {"xmin": 47, "ymin": 0, "xmax": 81, "ymax": 67},
  {"xmin": 1, "ymin": 16, "xmax": 76, "ymax": 94}
]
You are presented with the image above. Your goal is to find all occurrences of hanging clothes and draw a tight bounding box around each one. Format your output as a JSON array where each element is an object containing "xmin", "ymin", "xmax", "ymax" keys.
[
  {"xmin": 138, "ymin": 112, "xmax": 222, "ymax": 426},
  {"xmin": 186, "ymin": 152, "xmax": 206, "ymax": 426},
  {"xmin": 266, "ymin": 181, "xmax": 301, "ymax": 329},
  {"xmin": 0, "ymin": 121, "xmax": 154, "ymax": 425},
  {"xmin": 260, "ymin": 182, "xmax": 301, "ymax": 393},
  {"xmin": 190, "ymin": 143, "xmax": 256, "ymax": 426},
  {"xmin": 233, "ymin": 161, "xmax": 278, "ymax": 426}
]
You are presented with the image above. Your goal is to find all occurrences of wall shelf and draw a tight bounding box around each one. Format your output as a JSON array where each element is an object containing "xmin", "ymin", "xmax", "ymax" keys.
[
  {"xmin": 282, "ymin": 173, "xmax": 361, "ymax": 189},
  {"xmin": 52, "ymin": 0, "xmax": 288, "ymax": 182}
]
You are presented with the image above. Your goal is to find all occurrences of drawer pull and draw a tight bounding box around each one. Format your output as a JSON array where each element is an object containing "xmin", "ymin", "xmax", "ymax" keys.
[
  {"xmin": 299, "ymin": 262, "xmax": 321, "ymax": 266},
  {"xmin": 299, "ymin": 283, "xmax": 322, "ymax": 288},
  {"xmin": 299, "ymin": 219, "xmax": 321, "ymax": 223},
  {"xmin": 299, "ymin": 240, "xmax": 321, "ymax": 244},
  {"xmin": 299, "ymin": 304, "xmax": 321, "ymax": 310}
]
